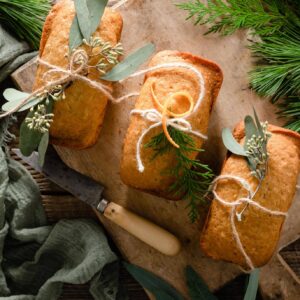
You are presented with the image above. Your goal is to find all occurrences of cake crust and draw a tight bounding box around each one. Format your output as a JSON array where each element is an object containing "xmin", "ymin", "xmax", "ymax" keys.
[
  {"xmin": 120, "ymin": 50, "xmax": 223, "ymax": 199},
  {"xmin": 200, "ymin": 124, "xmax": 300, "ymax": 268},
  {"xmin": 34, "ymin": 0, "xmax": 123, "ymax": 149}
]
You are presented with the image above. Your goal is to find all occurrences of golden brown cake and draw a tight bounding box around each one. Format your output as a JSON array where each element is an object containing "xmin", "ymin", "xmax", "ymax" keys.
[
  {"xmin": 120, "ymin": 50, "xmax": 223, "ymax": 199},
  {"xmin": 201, "ymin": 123, "xmax": 300, "ymax": 268},
  {"xmin": 33, "ymin": 0, "xmax": 123, "ymax": 148}
]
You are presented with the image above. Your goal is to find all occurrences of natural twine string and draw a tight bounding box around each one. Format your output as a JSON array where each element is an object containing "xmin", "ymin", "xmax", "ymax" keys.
[
  {"xmin": 0, "ymin": 0, "xmax": 133, "ymax": 119},
  {"xmin": 114, "ymin": 62, "xmax": 208, "ymax": 173},
  {"xmin": 211, "ymin": 174, "xmax": 287, "ymax": 270},
  {"xmin": 0, "ymin": 49, "xmax": 115, "ymax": 119}
]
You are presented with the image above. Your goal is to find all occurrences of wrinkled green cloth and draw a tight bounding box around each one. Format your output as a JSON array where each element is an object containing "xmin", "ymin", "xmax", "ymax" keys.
[
  {"xmin": 0, "ymin": 25, "xmax": 37, "ymax": 82},
  {"xmin": 0, "ymin": 119, "xmax": 122, "ymax": 300}
]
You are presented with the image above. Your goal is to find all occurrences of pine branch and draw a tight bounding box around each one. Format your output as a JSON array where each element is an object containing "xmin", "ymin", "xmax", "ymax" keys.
[
  {"xmin": 249, "ymin": 34, "xmax": 300, "ymax": 101},
  {"xmin": 177, "ymin": 0, "xmax": 300, "ymax": 133},
  {"xmin": 278, "ymin": 95, "xmax": 300, "ymax": 132},
  {"xmin": 0, "ymin": 0, "xmax": 51, "ymax": 49},
  {"xmin": 145, "ymin": 127, "xmax": 214, "ymax": 222},
  {"xmin": 177, "ymin": 0, "xmax": 287, "ymax": 36}
]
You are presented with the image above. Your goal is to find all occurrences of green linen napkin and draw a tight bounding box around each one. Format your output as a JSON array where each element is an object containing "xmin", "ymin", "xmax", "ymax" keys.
[
  {"xmin": 0, "ymin": 25, "xmax": 36, "ymax": 83},
  {"xmin": 0, "ymin": 119, "xmax": 123, "ymax": 300}
]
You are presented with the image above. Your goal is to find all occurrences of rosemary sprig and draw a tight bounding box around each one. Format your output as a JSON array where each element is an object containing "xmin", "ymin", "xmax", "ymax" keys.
[
  {"xmin": 0, "ymin": 0, "xmax": 51, "ymax": 49},
  {"xmin": 145, "ymin": 127, "xmax": 214, "ymax": 223}
]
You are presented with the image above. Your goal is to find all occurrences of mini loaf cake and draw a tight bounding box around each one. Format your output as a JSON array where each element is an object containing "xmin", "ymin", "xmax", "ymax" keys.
[
  {"xmin": 201, "ymin": 123, "xmax": 300, "ymax": 268},
  {"xmin": 34, "ymin": 0, "xmax": 123, "ymax": 148},
  {"xmin": 120, "ymin": 50, "xmax": 223, "ymax": 199}
]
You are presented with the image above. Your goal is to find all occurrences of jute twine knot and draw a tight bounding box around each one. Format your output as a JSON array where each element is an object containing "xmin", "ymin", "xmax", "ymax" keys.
[{"xmin": 211, "ymin": 174, "xmax": 287, "ymax": 270}]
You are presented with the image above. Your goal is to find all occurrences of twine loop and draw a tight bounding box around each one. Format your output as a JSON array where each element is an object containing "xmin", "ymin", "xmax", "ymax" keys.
[
  {"xmin": 115, "ymin": 62, "xmax": 207, "ymax": 173},
  {"xmin": 211, "ymin": 174, "xmax": 287, "ymax": 270}
]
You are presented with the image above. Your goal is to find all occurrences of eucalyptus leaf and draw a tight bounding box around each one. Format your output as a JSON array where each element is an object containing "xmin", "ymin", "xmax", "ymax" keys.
[
  {"xmin": 222, "ymin": 128, "xmax": 248, "ymax": 156},
  {"xmin": 186, "ymin": 266, "xmax": 218, "ymax": 300},
  {"xmin": 244, "ymin": 269, "xmax": 260, "ymax": 300},
  {"xmin": 69, "ymin": 15, "xmax": 84, "ymax": 50},
  {"xmin": 19, "ymin": 110, "xmax": 43, "ymax": 157},
  {"xmin": 74, "ymin": 0, "xmax": 92, "ymax": 40},
  {"xmin": 2, "ymin": 97, "xmax": 41, "ymax": 112},
  {"xmin": 87, "ymin": 0, "xmax": 108, "ymax": 34},
  {"xmin": 123, "ymin": 262, "xmax": 184, "ymax": 300},
  {"xmin": 3, "ymin": 88, "xmax": 29, "ymax": 102},
  {"xmin": 102, "ymin": 43, "xmax": 156, "ymax": 81},
  {"xmin": 253, "ymin": 108, "xmax": 264, "ymax": 137},
  {"xmin": 38, "ymin": 132, "xmax": 49, "ymax": 166},
  {"xmin": 244, "ymin": 115, "xmax": 257, "ymax": 150}
]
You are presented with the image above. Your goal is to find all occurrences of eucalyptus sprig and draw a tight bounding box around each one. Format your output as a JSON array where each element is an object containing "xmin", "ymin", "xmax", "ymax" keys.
[
  {"xmin": 145, "ymin": 126, "xmax": 214, "ymax": 223},
  {"xmin": 222, "ymin": 109, "xmax": 271, "ymax": 220},
  {"xmin": 124, "ymin": 262, "xmax": 260, "ymax": 300},
  {"xmin": 2, "ymin": 0, "xmax": 155, "ymax": 166}
]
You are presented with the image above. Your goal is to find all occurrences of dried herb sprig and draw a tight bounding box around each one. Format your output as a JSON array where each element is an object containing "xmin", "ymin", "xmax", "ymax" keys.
[
  {"xmin": 145, "ymin": 126, "xmax": 214, "ymax": 223},
  {"xmin": 222, "ymin": 110, "xmax": 271, "ymax": 220},
  {"xmin": 2, "ymin": 0, "xmax": 155, "ymax": 166},
  {"xmin": 25, "ymin": 104, "xmax": 54, "ymax": 133},
  {"xmin": 83, "ymin": 37, "xmax": 124, "ymax": 74}
]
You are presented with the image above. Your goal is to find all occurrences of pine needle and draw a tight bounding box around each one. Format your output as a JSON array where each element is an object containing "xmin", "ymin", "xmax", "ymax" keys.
[
  {"xmin": 249, "ymin": 34, "xmax": 300, "ymax": 102},
  {"xmin": 177, "ymin": 0, "xmax": 288, "ymax": 36},
  {"xmin": 145, "ymin": 127, "xmax": 214, "ymax": 222},
  {"xmin": 0, "ymin": 0, "xmax": 51, "ymax": 49}
]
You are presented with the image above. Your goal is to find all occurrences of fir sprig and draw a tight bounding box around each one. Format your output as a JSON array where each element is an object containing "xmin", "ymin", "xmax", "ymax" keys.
[
  {"xmin": 177, "ymin": 0, "xmax": 288, "ymax": 36},
  {"xmin": 0, "ymin": 0, "xmax": 51, "ymax": 49},
  {"xmin": 145, "ymin": 127, "xmax": 214, "ymax": 222}
]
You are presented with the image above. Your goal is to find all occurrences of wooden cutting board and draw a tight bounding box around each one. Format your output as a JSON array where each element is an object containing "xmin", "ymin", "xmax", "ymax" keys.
[{"xmin": 11, "ymin": 0, "xmax": 300, "ymax": 298}]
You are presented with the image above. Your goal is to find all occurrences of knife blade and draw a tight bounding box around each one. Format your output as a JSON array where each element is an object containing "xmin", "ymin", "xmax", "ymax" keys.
[{"xmin": 13, "ymin": 146, "xmax": 181, "ymax": 256}]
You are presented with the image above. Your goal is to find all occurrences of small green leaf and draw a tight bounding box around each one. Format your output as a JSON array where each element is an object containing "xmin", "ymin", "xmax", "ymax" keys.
[
  {"xmin": 102, "ymin": 43, "xmax": 156, "ymax": 81},
  {"xmin": 2, "ymin": 97, "xmax": 41, "ymax": 112},
  {"xmin": 123, "ymin": 262, "xmax": 184, "ymax": 300},
  {"xmin": 253, "ymin": 108, "xmax": 264, "ymax": 137},
  {"xmin": 69, "ymin": 15, "xmax": 84, "ymax": 50},
  {"xmin": 87, "ymin": 0, "xmax": 108, "ymax": 34},
  {"xmin": 244, "ymin": 115, "xmax": 257, "ymax": 149},
  {"xmin": 222, "ymin": 128, "xmax": 248, "ymax": 156},
  {"xmin": 74, "ymin": 0, "xmax": 92, "ymax": 40},
  {"xmin": 244, "ymin": 269, "xmax": 260, "ymax": 300},
  {"xmin": 19, "ymin": 110, "xmax": 43, "ymax": 157},
  {"xmin": 3, "ymin": 88, "xmax": 29, "ymax": 102},
  {"xmin": 186, "ymin": 266, "xmax": 218, "ymax": 300},
  {"xmin": 38, "ymin": 132, "xmax": 49, "ymax": 166}
]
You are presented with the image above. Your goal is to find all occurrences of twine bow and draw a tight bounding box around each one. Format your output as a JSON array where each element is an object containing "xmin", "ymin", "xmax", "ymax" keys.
[
  {"xmin": 130, "ymin": 61, "xmax": 208, "ymax": 173},
  {"xmin": 211, "ymin": 174, "xmax": 287, "ymax": 270},
  {"xmin": 0, "ymin": 49, "xmax": 114, "ymax": 119}
]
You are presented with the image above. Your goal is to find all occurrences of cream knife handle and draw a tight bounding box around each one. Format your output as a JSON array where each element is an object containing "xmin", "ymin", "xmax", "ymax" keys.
[{"xmin": 102, "ymin": 202, "xmax": 181, "ymax": 256}]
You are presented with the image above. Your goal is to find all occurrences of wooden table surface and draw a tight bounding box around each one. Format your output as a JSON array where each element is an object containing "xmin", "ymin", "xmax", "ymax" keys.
[{"xmin": 0, "ymin": 76, "xmax": 262, "ymax": 300}]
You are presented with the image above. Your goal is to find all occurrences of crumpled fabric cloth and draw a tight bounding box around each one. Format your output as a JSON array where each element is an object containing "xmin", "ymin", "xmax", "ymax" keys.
[
  {"xmin": 0, "ymin": 25, "xmax": 37, "ymax": 83},
  {"xmin": 0, "ymin": 119, "xmax": 124, "ymax": 300}
]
